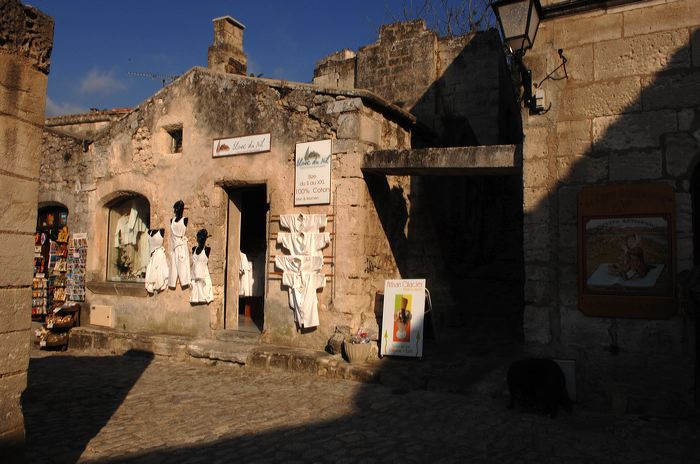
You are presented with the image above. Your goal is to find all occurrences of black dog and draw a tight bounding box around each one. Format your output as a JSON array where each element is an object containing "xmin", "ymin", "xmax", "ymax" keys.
[{"xmin": 507, "ymin": 358, "xmax": 572, "ymax": 418}]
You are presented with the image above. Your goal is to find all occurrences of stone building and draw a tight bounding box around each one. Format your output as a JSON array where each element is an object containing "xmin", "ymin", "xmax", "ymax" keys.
[
  {"xmin": 0, "ymin": 0, "xmax": 53, "ymax": 457},
  {"xmin": 39, "ymin": 17, "xmax": 418, "ymax": 350},
  {"xmin": 519, "ymin": 0, "xmax": 699, "ymax": 414},
  {"xmin": 38, "ymin": 0, "xmax": 700, "ymax": 414},
  {"xmin": 312, "ymin": 0, "xmax": 700, "ymax": 413}
]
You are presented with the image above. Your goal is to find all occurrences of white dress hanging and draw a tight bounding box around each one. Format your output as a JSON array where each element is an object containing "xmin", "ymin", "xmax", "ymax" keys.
[
  {"xmin": 281, "ymin": 271, "xmax": 326, "ymax": 328},
  {"xmin": 168, "ymin": 217, "xmax": 190, "ymax": 288},
  {"xmin": 145, "ymin": 232, "xmax": 169, "ymax": 293},
  {"xmin": 190, "ymin": 249, "xmax": 213, "ymax": 304}
]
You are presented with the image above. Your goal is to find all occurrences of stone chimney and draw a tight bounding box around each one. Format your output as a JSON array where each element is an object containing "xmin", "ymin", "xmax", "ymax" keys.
[{"xmin": 208, "ymin": 16, "xmax": 247, "ymax": 76}]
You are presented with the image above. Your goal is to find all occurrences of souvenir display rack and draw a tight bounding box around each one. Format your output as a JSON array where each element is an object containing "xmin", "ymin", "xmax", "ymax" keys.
[
  {"xmin": 35, "ymin": 302, "xmax": 81, "ymax": 350},
  {"xmin": 66, "ymin": 234, "xmax": 87, "ymax": 301},
  {"xmin": 47, "ymin": 239, "xmax": 68, "ymax": 312}
]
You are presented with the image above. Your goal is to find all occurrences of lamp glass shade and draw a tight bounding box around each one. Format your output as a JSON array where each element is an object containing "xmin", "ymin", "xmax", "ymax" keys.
[{"xmin": 492, "ymin": 0, "xmax": 541, "ymax": 52}]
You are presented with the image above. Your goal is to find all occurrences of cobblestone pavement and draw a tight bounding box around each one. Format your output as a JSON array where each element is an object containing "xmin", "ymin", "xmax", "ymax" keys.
[{"xmin": 23, "ymin": 349, "xmax": 700, "ymax": 464}]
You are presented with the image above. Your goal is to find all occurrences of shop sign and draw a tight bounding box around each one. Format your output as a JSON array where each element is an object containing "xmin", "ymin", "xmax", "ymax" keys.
[
  {"xmin": 295, "ymin": 139, "xmax": 332, "ymax": 205},
  {"xmin": 212, "ymin": 133, "xmax": 271, "ymax": 158},
  {"xmin": 380, "ymin": 279, "xmax": 426, "ymax": 358},
  {"xmin": 578, "ymin": 183, "xmax": 675, "ymax": 319}
]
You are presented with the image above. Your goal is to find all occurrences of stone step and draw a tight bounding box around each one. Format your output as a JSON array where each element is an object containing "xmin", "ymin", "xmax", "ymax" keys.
[
  {"xmin": 213, "ymin": 329, "xmax": 261, "ymax": 343},
  {"xmin": 187, "ymin": 338, "xmax": 258, "ymax": 364}
]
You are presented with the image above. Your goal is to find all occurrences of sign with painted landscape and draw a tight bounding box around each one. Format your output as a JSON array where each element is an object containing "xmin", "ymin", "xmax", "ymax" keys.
[
  {"xmin": 380, "ymin": 279, "xmax": 426, "ymax": 358},
  {"xmin": 294, "ymin": 139, "xmax": 332, "ymax": 205},
  {"xmin": 578, "ymin": 183, "xmax": 676, "ymax": 319},
  {"xmin": 212, "ymin": 133, "xmax": 270, "ymax": 157}
]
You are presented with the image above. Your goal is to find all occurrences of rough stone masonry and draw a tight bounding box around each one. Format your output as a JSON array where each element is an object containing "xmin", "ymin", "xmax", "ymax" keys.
[{"xmin": 0, "ymin": 0, "xmax": 53, "ymax": 458}]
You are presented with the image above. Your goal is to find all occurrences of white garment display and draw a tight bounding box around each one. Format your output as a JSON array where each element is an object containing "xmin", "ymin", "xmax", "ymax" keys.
[
  {"xmin": 279, "ymin": 213, "xmax": 327, "ymax": 233},
  {"xmin": 282, "ymin": 271, "xmax": 326, "ymax": 328},
  {"xmin": 114, "ymin": 206, "xmax": 149, "ymax": 276},
  {"xmin": 168, "ymin": 217, "xmax": 191, "ymax": 288},
  {"xmin": 274, "ymin": 255, "xmax": 323, "ymax": 273},
  {"xmin": 277, "ymin": 232, "xmax": 331, "ymax": 257},
  {"xmin": 115, "ymin": 207, "xmax": 148, "ymax": 247},
  {"xmin": 239, "ymin": 252, "xmax": 254, "ymax": 297},
  {"xmin": 145, "ymin": 232, "xmax": 169, "ymax": 293},
  {"xmin": 190, "ymin": 249, "xmax": 213, "ymax": 303}
]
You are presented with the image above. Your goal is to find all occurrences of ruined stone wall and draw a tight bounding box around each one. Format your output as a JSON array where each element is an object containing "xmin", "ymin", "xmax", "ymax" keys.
[
  {"xmin": 38, "ymin": 129, "xmax": 93, "ymax": 233},
  {"xmin": 46, "ymin": 110, "xmax": 130, "ymax": 140},
  {"xmin": 0, "ymin": 0, "xmax": 53, "ymax": 456},
  {"xmin": 315, "ymin": 22, "xmax": 511, "ymax": 146},
  {"xmin": 521, "ymin": 0, "xmax": 699, "ymax": 413},
  {"xmin": 39, "ymin": 67, "xmax": 411, "ymax": 349},
  {"xmin": 313, "ymin": 49, "xmax": 356, "ymax": 90}
]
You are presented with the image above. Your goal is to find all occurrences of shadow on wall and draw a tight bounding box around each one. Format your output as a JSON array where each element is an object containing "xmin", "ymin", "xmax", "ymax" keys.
[
  {"xmin": 362, "ymin": 31, "xmax": 525, "ymax": 347},
  {"xmin": 522, "ymin": 27, "xmax": 700, "ymax": 413},
  {"xmin": 22, "ymin": 350, "xmax": 153, "ymax": 463}
]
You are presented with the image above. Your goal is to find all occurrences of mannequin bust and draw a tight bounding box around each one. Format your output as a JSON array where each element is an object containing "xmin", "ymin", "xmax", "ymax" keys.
[
  {"xmin": 192, "ymin": 228, "xmax": 211, "ymax": 257},
  {"xmin": 148, "ymin": 228, "xmax": 165, "ymax": 237},
  {"xmin": 172, "ymin": 200, "xmax": 188, "ymax": 227}
]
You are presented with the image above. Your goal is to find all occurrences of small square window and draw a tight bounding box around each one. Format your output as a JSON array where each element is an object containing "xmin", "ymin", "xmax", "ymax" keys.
[{"xmin": 167, "ymin": 127, "xmax": 183, "ymax": 153}]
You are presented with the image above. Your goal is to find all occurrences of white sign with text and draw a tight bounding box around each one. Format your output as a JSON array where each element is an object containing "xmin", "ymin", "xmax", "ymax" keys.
[
  {"xmin": 295, "ymin": 139, "xmax": 332, "ymax": 205},
  {"xmin": 212, "ymin": 133, "xmax": 271, "ymax": 158},
  {"xmin": 380, "ymin": 279, "xmax": 426, "ymax": 358}
]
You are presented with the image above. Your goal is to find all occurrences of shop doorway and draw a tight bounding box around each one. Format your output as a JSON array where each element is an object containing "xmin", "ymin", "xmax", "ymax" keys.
[{"xmin": 224, "ymin": 186, "xmax": 267, "ymax": 332}]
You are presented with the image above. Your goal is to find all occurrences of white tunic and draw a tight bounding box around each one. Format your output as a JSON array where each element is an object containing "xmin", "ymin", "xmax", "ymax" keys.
[
  {"xmin": 239, "ymin": 252, "xmax": 254, "ymax": 297},
  {"xmin": 145, "ymin": 232, "xmax": 169, "ymax": 294},
  {"xmin": 190, "ymin": 249, "xmax": 213, "ymax": 304},
  {"xmin": 274, "ymin": 255, "xmax": 323, "ymax": 273},
  {"xmin": 168, "ymin": 218, "xmax": 190, "ymax": 288},
  {"xmin": 279, "ymin": 213, "xmax": 327, "ymax": 233},
  {"xmin": 277, "ymin": 232, "xmax": 330, "ymax": 257},
  {"xmin": 281, "ymin": 271, "xmax": 326, "ymax": 328}
]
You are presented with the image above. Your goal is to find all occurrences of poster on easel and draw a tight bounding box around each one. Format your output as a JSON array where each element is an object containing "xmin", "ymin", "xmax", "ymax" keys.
[{"xmin": 380, "ymin": 279, "xmax": 426, "ymax": 358}]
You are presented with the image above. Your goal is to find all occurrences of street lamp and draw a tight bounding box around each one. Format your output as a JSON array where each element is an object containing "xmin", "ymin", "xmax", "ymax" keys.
[{"xmin": 491, "ymin": 0, "xmax": 543, "ymax": 112}]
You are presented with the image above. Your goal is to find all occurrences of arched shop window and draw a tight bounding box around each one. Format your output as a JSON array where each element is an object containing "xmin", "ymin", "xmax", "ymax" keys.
[{"xmin": 106, "ymin": 195, "xmax": 150, "ymax": 282}]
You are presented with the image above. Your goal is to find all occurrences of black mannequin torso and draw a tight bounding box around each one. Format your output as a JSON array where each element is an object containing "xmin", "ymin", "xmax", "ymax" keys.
[
  {"xmin": 172, "ymin": 200, "xmax": 188, "ymax": 227},
  {"xmin": 148, "ymin": 228, "xmax": 165, "ymax": 237}
]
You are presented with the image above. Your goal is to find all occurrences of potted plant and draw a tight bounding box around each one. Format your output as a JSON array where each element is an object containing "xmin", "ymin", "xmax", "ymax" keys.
[{"xmin": 343, "ymin": 329, "xmax": 372, "ymax": 364}]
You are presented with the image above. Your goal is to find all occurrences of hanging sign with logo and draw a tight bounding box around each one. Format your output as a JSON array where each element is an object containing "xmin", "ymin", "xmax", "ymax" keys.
[
  {"xmin": 380, "ymin": 279, "xmax": 426, "ymax": 358},
  {"xmin": 295, "ymin": 139, "xmax": 332, "ymax": 206},
  {"xmin": 212, "ymin": 133, "xmax": 271, "ymax": 158}
]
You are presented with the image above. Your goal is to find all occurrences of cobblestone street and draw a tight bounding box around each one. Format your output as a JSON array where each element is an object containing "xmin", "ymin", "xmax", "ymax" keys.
[{"xmin": 23, "ymin": 349, "xmax": 700, "ymax": 464}]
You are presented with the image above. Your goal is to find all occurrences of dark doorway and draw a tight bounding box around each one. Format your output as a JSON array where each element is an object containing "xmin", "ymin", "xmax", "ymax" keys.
[{"xmin": 224, "ymin": 186, "xmax": 267, "ymax": 332}]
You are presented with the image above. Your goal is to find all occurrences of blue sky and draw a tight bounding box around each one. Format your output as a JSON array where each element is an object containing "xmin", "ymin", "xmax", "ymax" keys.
[{"xmin": 28, "ymin": 1, "xmax": 423, "ymax": 116}]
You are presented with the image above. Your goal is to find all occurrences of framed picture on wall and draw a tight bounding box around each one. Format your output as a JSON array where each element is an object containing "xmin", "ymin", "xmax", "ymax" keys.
[{"xmin": 578, "ymin": 184, "xmax": 676, "ymax": 319}]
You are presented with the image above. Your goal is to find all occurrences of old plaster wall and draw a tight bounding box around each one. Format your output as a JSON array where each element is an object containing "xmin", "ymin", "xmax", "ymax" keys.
[
  {"xmin": 40, "ymin": 67, "xmax": 411, "ymax": 349},
  {"xmin": 0, "ymin": 0, "xmax": 53, "ymax": 455},
  {"xmin": 522, "ymin": 0, "xmax": 700, "ymax": 413}
]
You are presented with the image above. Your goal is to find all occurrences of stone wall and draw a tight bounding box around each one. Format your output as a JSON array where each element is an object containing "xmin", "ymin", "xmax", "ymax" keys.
[
  {"xmin": 0, "ymin": 0, "xmax": 53, "ymax": 457},
  {"xmin": 46, "ymin": 109, "xmax": 130, "ymax": 140},
  {"xmin": 314, "ymin": 21, "xmax": 517, "ymax": 146},
  {"xmin": 39, "ymin": 67, "xmax": 411, "ymax": 350},
  {"xmin": 521, "ymin": 0, "xmax": 699, "ymax": 413}
]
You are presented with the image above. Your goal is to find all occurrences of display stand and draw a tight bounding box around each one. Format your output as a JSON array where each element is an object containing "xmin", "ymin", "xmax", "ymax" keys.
[{"xmin": 36, "ymin": 302, "xmax": 81, "ymax": 351}]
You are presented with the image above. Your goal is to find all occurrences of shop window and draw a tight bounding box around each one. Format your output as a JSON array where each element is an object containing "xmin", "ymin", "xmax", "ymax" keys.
[
  {"xmin": 167, "ymin": 126, "xmax": 183, "ymax": 153},
  {"xmin": 106, "ymin": 196, "xmax": 150, "ymax": 282}
]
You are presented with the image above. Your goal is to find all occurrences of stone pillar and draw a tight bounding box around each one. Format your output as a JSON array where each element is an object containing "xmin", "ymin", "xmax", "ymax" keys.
[
  {"xmin": 0, "ymin": 0, "xmax": 53, "ymax": 459},
  {"xmin": 207, "ymin": 16, "xmax": 247, "ymax": 76}
]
